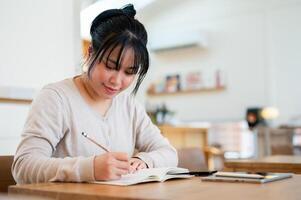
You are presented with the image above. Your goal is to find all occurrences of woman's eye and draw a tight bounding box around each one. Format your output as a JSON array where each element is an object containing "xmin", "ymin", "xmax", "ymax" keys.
[
  {"xmin": 125, "ymin": 68, "xmax": 137, "ymax": 75},
  {"xmin": 106, "ymin": 65, "xmax": 114, "ymax": 70}
]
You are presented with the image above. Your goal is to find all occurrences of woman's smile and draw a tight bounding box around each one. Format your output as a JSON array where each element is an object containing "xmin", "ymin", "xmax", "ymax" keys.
[{"xmin": 103, "ymin": 84, "xmax": 119, "ymax": 95}]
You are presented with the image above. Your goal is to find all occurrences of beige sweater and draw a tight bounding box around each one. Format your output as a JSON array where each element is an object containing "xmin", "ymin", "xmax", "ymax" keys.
[{"xmin": 12, "ymin": 78, "xmax": 178, "ymax": 184}]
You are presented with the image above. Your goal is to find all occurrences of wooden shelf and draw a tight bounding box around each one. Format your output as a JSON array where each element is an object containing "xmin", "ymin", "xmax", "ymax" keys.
[
  {"xmin": 147, "ymin": 86, "xmax": 226, "ymax": 97},
  {"xmin": 0, "ymin": 98, "xmax": 32, "ymax": 104},
  {"xmin": 0, "ymin": 86, "xmax": 36, "ymax": 104}
]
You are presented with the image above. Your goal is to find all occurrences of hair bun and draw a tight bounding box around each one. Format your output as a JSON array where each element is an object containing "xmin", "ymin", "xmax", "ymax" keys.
[
  {"xmin": 90, "ymin": 4, "xmax": 136, "ymax": 35},
  {"xmin": 121, "ymin": 4, "xmax": 136, "ymax": 18}
]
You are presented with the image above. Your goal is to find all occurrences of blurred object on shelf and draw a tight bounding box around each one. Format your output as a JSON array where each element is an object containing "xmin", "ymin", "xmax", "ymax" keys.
[
  {"xmin": 146, "ymin": 102, "xmax": 175, "ymax": 125},
  {"xmin": 184, "ymin": 71, "xmax": 203, "ymax": 90},
  {"xmin": 215, "ymin": 69, "xmax": 226, "ymax": 88},
  {"xmin": 146, "ymin": 69, "xmax": 226, "ymax": 96},
  {"xmin": 165, "ymin": 74, "xmax": 181, "ymax": 92},
  {"xmin": 146, "ymin": 83, "xmax": 156, "ymax": 95},
  {"xmin": 146, "ymin": 77, "xmax": 165, "ymax": 94}
]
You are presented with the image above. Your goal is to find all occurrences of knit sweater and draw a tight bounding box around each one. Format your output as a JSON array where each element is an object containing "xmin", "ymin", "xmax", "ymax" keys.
[{"xmin": 12, "ymin": 78, "xmax": 178, "ymax": 184}]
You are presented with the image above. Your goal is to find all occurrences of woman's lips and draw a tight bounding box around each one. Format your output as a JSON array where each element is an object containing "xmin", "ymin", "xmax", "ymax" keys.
[{"xmin": 103, "ymin": 84, "xmax": 119, "ymax": 95}]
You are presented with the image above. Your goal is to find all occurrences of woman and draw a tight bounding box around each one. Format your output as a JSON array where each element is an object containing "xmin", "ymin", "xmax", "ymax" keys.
[{"xmin": 12, "ymin": 4, "xmax": 177, "ymax": 184}]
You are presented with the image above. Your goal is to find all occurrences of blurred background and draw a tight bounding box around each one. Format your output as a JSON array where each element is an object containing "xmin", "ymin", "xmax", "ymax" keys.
[{"xmin": 1, "ymin": 0, "xmax": 301, "ymax": 170}]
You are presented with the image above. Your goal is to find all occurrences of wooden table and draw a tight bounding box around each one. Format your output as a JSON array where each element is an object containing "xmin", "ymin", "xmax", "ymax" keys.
[
  {"xmin": 224, "ymin": 155, "xmax": 301, "ymax": 174},
  {"xmin": 9, "ymin": 176, "xmax": 301, "ymax": 200}
]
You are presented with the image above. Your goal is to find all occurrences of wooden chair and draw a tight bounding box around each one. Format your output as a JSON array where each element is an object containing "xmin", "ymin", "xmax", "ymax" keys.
[
  {"xmin": 177, "ymin": 147, "xmax": 208, "ymax": 171},
  {"xmin": 0, "ymin": 155, "xmax": 16, "ymax": 193},
  {"xmin": 257, "ymin": 127, "xmax": 294, "ymax": 156},
  {"xmin": 177, "ymin": 147, "xmax": 224, "ymax": 171},
  {"xmin": 203, "ymin": 145, "xmax": 225, "ymax": 170},
  {"xmin": 270, "ymin": 128, "xmax": 294, "ymax": 155}
]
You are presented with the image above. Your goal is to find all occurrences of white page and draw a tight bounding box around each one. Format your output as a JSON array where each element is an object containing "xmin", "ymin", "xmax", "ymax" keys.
[{"xmin": 92, "ymin": 167, "xmax": 189, "ymax": 186}]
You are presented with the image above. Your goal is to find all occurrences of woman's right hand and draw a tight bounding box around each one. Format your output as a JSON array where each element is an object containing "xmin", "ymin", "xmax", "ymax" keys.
[{"xmin": 93, "ymin": 152, "xmax": 130, "ymax": 181}]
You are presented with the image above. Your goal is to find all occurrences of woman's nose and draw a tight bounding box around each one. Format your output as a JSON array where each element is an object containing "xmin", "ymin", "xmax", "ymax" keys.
[{"xmin": 109, "ymin": 71, "xmax": 122, "ymax": 85}]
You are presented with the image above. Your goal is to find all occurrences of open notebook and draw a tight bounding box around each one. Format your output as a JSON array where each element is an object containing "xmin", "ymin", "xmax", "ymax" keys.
[{"xmin": 92, "ymin": 167, "xmax": 193, "ymax": 186}]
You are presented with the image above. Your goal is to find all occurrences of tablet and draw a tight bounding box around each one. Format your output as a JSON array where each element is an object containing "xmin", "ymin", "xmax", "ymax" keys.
[
  {"xmin": 201, "ymin": 172, "xmax": 293, "ymax": 183},
  {"xmin": 215, "ymin": 171, "xmax": 265, "ymax": 179}
]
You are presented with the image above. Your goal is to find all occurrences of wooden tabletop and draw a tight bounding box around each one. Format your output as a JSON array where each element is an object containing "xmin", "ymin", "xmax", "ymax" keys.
[
  {"xmin": 225, "ymin": 155, "xmax": 301, "ymax": 174},
  {"xmin": 9, "ymin": 176, "xmax": 301, "ymax": 200}
]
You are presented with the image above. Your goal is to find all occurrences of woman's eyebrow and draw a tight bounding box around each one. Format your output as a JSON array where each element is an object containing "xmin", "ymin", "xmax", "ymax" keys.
[
  {"xmin": 105, "ymin": 57, "xmax": 136, "ymax": 69},
  {"xmin": 107, "ymin": 58, "xmax": 118, "ymax": 65}
]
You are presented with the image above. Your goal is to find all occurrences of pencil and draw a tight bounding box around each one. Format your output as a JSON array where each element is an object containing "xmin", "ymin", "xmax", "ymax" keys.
[{"xmin": 81, "ymin": 132, "xmax": 110, "ymax": 152}]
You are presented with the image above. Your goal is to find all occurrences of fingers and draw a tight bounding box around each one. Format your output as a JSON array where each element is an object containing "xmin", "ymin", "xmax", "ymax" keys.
[
  {"xmin": 111, "ymin": 152, "xmax": 129, "ymax": 161},
  {"xmin": 108, "ymin": 152, "xmax": 131, "ymax": 170},
  {"xmin": 94, "ymin": 152, "xmax": 130, "ymax": 181},
  {"xmin": 114, "ymin": 167, "xmax": 130, "ymax": 177},
  {"xmin": 105, "ymin": 168, "xmax": 129, "ymax": 180},
  {"xmin": 129, "ymin": 158, "xmax": 147, "ymax": 173},
  {"xmin": 94, "ymin": 153, "xmax": 148, "ymax": 181},
  {"xmin": 137, "ymin": 162, "xmax": 147, "ymax": 170},
  {"xmin": 113, "ymin": 158, "xmax": 131, "ymax": 170},
  {"xmin": 129, "ymin": 161, "xmax": 140, "ymax": 173}
]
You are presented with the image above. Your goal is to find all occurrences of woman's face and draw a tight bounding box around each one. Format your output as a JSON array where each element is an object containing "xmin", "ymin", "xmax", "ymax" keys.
[{"xmin": 88, "ymin": 46, "xmax": 137, "ymax": 100}]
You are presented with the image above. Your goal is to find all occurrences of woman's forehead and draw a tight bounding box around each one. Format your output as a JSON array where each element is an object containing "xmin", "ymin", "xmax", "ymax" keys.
[{"xmin": 104, "ymin": 46, "xmax": 135, "ymax": 66}]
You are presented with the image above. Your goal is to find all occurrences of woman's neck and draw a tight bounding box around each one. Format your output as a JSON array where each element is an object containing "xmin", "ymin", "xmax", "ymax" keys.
[
  {"xmin": 75, "ymin": 74, "xmax": 112, "ymax": 116},
  {"xmin": 80, "ymin": 75, "xmax": 100, "ymax": 102}
]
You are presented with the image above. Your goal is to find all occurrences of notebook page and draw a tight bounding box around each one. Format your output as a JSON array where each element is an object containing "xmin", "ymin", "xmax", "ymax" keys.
[{"xmin": 93, "ymin": 167, "xmax": 175, "ymax": 186}]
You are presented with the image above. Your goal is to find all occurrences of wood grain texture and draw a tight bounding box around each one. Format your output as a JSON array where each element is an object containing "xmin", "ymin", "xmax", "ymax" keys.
[
  {"xmin": 8, "ymin": 176, "xmax": 301, "ymax": 200},
  {"xmin": 225, "ymin": 155, "xmax": 301, "ymax": 173}
]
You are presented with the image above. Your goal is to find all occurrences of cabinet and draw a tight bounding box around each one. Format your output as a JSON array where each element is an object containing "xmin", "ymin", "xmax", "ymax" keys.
[{"xmin": 158, "ymin": 125, "xmax": 209, "ymax": 148}]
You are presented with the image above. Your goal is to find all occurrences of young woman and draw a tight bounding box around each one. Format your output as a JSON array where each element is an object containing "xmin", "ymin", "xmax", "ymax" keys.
[{"xmin": 12, "ymin": 4, "xmax": 177, "ymax": 184}]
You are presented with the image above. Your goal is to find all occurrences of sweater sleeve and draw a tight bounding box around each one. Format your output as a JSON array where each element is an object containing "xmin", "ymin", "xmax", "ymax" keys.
[
  {"xmin": 131, "ymin": 97, "xmax": 178, "ymax": 168},
  {"xmin": 12, "ymin": 87, "xmax": 95, "ymax": 184}
]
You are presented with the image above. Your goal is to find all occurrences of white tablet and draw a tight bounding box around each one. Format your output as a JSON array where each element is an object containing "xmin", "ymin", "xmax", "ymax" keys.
[{"xmin": 202, "ymin": 172, "xmax": 293, "ymax": 183}]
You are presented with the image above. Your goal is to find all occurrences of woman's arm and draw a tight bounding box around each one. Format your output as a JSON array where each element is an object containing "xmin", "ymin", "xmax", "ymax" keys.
[
  {"xmin": 12, "ymin": 87, "xmax": 95, "ymax": 184},
  {"xmin": 131, "ymin": 97, "xmax": 178, "ymax": 168}
]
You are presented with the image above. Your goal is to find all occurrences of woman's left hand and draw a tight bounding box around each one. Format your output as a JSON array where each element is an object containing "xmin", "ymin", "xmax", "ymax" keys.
[{"xmin": 129, "ymin": 157, "xmax": 147, "ymax": 173}]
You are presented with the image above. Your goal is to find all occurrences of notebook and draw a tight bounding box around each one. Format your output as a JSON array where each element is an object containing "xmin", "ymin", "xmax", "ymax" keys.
[
  {"xmin": 92, "ymin": 167, "xmax": 193, "ymax": 186},
  {"xmin": 201, "ymin": 171, "xmax": 293, "ymax": 183}
]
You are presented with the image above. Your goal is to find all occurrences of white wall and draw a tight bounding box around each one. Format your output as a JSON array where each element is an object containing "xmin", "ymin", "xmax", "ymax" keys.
[
  {"xmin": 139, "ymin": 0, "xmax": 301, "ymax": 124},
  {"xmin": 266, "ymin": 4, "xmax": 301, "ymax": 125},
  {"xmin": 0, "ymin": 0, "xmax": 82, "ymax": 154}
]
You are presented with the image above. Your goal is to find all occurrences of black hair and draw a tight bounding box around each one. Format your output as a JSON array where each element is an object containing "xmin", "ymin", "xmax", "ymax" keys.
[{"xmin": 86, "ymin": 4, "xmax": 149, "ymax": 95}]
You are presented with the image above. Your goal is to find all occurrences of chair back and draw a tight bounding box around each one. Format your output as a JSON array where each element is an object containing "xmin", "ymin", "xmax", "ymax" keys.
[
  {"xmin": 177, "ymin": 148, "xmax": 208, "ymax": 171},
  {"xmin": 0, "ymin": 155, "xmax": 16, "ymax": 193},
  {"xmin": 257, "ymin": 127, "xmax": 294, "ymax": 156},
  {"xmin": 270, "ymin": 128, "xmax": 294, "ymax": 155}
]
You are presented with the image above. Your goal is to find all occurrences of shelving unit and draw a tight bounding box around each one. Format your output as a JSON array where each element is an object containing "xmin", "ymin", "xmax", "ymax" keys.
[
  {"xmin": 0, "ymin": 86, "xmax": 36, "ymax": 104},
  {"xmin": 147, "ymin": 86, "xmax": 226, "ymax": 97}
]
